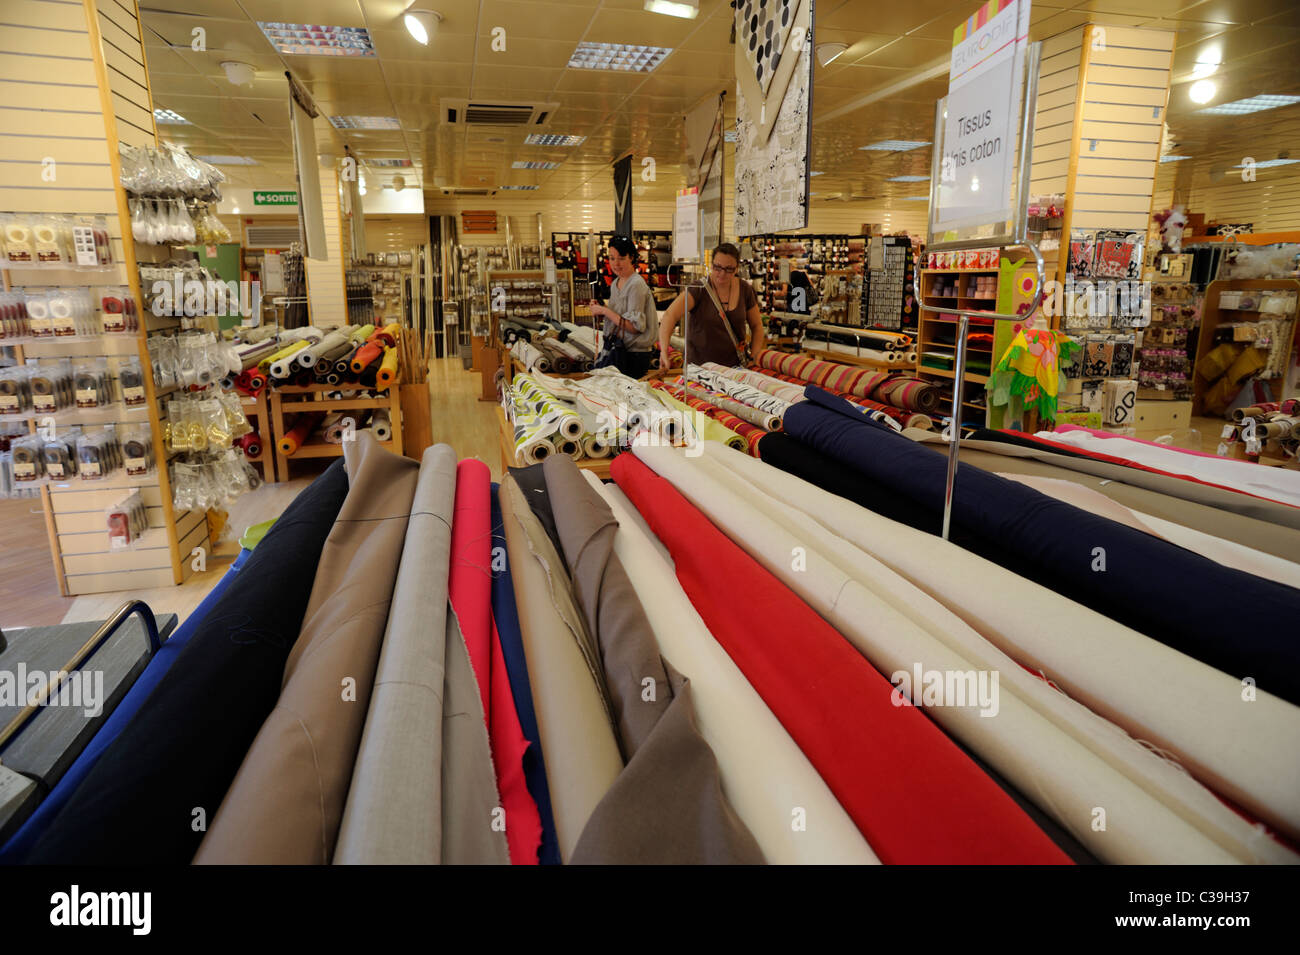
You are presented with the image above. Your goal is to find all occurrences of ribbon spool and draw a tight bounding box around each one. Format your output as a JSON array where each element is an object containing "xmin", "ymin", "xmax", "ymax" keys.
[
  {"xmin": 25, "ymin": 299, "xmax": 48, "ymax": 320},
  {"xmin": 123, "ymin": 438, "xmax": 149, "ymax": 460}
]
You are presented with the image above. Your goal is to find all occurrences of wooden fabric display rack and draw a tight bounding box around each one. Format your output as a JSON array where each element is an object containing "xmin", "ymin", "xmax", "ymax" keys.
[{"xmin": 269, "ymin": 383, "xmax": 403, "ymax": 481}]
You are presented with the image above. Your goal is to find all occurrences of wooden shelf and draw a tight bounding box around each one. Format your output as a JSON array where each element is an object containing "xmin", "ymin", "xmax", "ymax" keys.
[
  {"xmin": 288, "ymin": 438, "xmax": 397, "ymax": 459},
  {"xmin": 918, "ymin": 367, "xmax": 991, "ymax": 385},
  {"xmin": 800, "ymin": 346, "xmax": 915, "ymax": 371}
]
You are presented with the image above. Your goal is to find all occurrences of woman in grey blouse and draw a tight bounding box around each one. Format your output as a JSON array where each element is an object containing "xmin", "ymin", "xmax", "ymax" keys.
[{"xmin": 590, "ymin": 235, "xmax": 659, "ymax": 378}]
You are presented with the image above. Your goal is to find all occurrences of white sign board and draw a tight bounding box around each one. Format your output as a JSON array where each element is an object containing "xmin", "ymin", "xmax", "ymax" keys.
[
  {"xmin": 934, "ymin": 0, "xmax": 1032, "ymax": 230},
  {"xmin": 674, "ymin": 187, "xmax": 700, "ymax": 262}
]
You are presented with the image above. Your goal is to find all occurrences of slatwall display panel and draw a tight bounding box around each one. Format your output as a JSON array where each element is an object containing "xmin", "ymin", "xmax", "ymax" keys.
[
  {"xmin": 0, "ymin": 0, "xmax": 189, "ymax": 595},
  {"xmin": 364, "ymin": 216, "xmax": 427, "ymax": 254},
  {"xmin": 1031, "ymin": 28, "xmax": 1084, "ymax": 199},
  {"xmin": 305, "ymin": 166, "xmax": 347, "ymax": 327},
  {"xmin": 1069, "ymin": 27, "xmax": 1173, "ymax": 233}
]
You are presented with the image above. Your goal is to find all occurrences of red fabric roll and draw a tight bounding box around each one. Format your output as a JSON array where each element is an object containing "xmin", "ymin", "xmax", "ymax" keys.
[
  {"xmin": 762, "ymin": 370, "xmax": 920, "ymax": 428},
  {"xmin": 611, "ymin": 452, "xmax": 1071, "ymax": 865},
  {"xmin": 449, "ymin": 458, "xmax": 542, "ymax": 865},
  {"xmin": 755, "ymin": 349, "xmax": 889, "ymax": 399},
  {"xmin": 648, "ymin": 380, "xmax": 765, "ymax": 456}
]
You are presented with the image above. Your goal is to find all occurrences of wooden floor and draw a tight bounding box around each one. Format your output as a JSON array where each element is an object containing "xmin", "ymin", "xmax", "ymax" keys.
[{"xmin": 0, "ymin": 356, "xmax": 502, "ymax": 630}]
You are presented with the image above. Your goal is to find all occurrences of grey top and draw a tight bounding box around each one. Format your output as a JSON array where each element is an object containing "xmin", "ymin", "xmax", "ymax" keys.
[{"xmin": 604, "ymin": 272, "xmax": 659, "ymax": 352}]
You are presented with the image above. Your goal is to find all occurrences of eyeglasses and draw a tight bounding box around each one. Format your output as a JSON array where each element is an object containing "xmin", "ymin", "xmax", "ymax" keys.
[{"xmin": 712, "ymin": 263, "xmax": 737, "ymax": 274}]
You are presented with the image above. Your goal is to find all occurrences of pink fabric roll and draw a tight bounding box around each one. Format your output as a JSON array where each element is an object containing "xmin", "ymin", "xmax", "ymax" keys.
[{"xmin": 449, "ymin": 459, "xmax": 542, "ymax": 864}]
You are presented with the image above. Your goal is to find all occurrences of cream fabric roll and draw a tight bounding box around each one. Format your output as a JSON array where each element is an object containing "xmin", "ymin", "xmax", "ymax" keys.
[
  {"xmin": 581, "ymin": 471, "xmax": 881, "ymax": 865},
  {"xmin": 701, "ymin": 363, "xmax": 806, "ymax": 405},
  {"xmin": 642, "ymin": 445, "xmax": 1285, "ymax": 864},
  {"xmin": 1000, "ymin": 473, "xmax": 1300, "ymax": 591},
  {"xmin": 499, "ymin": 477, "xmax": 623, "ymax": 861},
  {"xmin": 702, "ymin": 441, "xmax": 1300, "ymax": 852}
]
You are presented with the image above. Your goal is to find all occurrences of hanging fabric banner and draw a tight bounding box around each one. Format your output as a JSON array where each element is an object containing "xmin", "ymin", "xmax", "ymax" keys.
[{"xmin": 612, "ymin": 154, "xmax": 633, "ymax": 236}]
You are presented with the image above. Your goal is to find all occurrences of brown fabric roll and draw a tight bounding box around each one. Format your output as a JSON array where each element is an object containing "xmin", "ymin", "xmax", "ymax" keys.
[
  {"xmin": 1195, "ymin": 342, "xmax": 1243, "ymax": 381},
  {"xmin": 911, "ymin": 438, "xmax": 1300, "ymax": 557},
  {"xmin": 499, "ymin": 476, "xmax": 623, "ymax": 861},
  {"xmin": 540, "ymin": 455, "xmax": 765, "ymax": 864},
  {"xmin": 1225, "ymin": 346, "xmax": 1267, "ymax": 386},
  {"xmin": 193, "ymin": 434, "xmax": 419, "ymax": 864}
]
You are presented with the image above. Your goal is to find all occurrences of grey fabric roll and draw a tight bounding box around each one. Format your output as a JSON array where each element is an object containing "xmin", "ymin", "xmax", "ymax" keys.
[
  {"xmin": 0, "ymin": 763, "xmax": 40, "ymax": 846},
  {"xmin": 333, "ymin": 444, "xmax": 470, "ymax": 864},
  {"xmin": 541, "ymin": 455, "xmax": 764, "ymax": 864}
]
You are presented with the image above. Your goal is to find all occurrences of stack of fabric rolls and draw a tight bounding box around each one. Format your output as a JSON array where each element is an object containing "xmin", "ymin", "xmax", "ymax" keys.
[
  {"xmin": 801, "ymin": 323, "xmax": 918, "ymax": 365},
  {"xmin": 227, "ymin": 323, "xmax": 405, "ymax": 395},
  {"xmin": 7, "ymin": 430, "xmax": 1297, "ymax": 866}
]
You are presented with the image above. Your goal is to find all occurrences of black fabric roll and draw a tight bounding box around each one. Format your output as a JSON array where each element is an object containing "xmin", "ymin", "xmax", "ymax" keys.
[
  {"xmin": 24, "ymin": 460, "xmax": 350, "ymax": 864},
  {"xmin": 507, "ymin": 463, "xmax": 567, "ymax": 574},
  {"xmin": 779, "ymin": 387, "xmax": 1300, "ymax": 705}
]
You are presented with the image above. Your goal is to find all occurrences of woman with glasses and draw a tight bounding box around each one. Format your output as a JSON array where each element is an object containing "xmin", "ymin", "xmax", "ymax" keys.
[
  {"xmin": 590, "ymin": 235, "xmax": 659, "ymax": 378},
  {"xmin": 658, "ymin": 242, "xmax": 763, "ymax": 370}
]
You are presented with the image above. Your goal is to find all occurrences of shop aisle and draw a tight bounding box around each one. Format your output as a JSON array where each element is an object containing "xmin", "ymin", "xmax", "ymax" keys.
[
  {"xmin": 0, "ymin": 498, "xmax": 72, "ymax": 628},
  {"xmin": 426, "ymin": 356, "xmax": 503, "ymax": 481}
]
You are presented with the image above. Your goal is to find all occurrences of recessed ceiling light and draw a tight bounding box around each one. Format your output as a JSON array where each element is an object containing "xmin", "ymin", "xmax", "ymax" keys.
[
  {"xmin": 809, "ymin": 171, "xmax": 824, "ymax": 177},
  {"xmin": 568, "ymin": 41, "xmax": 672, "ymax": 73},
  {"xmin": 1235, "ymin": 158, "xmax": 1300, "ymax": 169},
  {"xmin": 330, "ymin": 116, "xmax": 401, "ymax": 130},
  {"xmin": 231, "ymin": 206, "xmax": 240, "ymax": 214},
  {"xmin": 644, "ymin": 0, "xmax": 698, "ymax": 18},
  {"xmin": 403, "ymin": 9, "xmax": 442, "ymax": 45},
  {"xmin": 513, "ymin": 160, "xmax": 560, "ymax": 169},
  {"xmin": 366, "ymin": 158, "xmax": 413, "ymax": 167},
  {"xmin": 1189, "ymin": 80, "xmax": 1217, "ymax": 104},
  {"xmin": 256, "ymin": 22, "xmax": 375, "ymax": 57},
  {"xmin": 1160, "ymin": 155, "xmax": 1191, "ymax": 163},
  {"xmin": 154, "ymin": 108, "xmax": 189, "ymax": 124},
  {"xmin": 1191, "ymin": 45, "xmax": 1221, "ymax": 79},
  {"xmin": 525, "ymin": 134, "xmax": 587, "ymax": 147},
  {"xmin": 860, "ymin": 140, "xmax": 929, "ymax": 152},
  {"xmin": 900, "ymin": 196, "xmax": 929, "ymax": 201},
  {"xmin": 500, "ymin": 185, "xmax": 539, "ymax": 191},
  {"xmin": 888, "ymin": 175, "xmax": 930, "ymax": 182},
  {"xmin": 1197, "ymin": 93, "xmax": 1300, "ymax": 115},
  {"xmin": 196, "ymin": 155, "xmax": 258, "ymax": 165}
]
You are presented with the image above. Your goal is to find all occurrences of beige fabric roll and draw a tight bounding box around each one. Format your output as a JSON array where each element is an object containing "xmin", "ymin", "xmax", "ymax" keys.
[
  {"xmin": 194, "ymin": 434, "xmax": 420, "ymax": 864},
  {"xmin": 499, "ymin": 476, "xmax": 623, "ymax": 861},
  {"xmin": 701, "ymin": 441, "xmax": 1300, "ymax": 854},
  {"xmin": 582, "ymin": 471, "xmax": 881, "ymax": 865},
  {"xmin": 647, "ymin": 444, "xmax": 1290, "ymax": 863},
  {"xmin": 1000, "ymin": 473, "xmax": 1300, "ymax": 591}
]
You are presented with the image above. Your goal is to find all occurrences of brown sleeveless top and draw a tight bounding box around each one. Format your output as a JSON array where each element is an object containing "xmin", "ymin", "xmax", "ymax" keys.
[{"xmin": 684, "ymin": 278, "xmax": 757, "ymax": 367}]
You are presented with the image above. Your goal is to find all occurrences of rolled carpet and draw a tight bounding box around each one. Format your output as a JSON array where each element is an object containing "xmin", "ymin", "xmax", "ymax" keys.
[{"xmin": 611, "ymin": 451, "xmax": 1071, "ymax": 864}]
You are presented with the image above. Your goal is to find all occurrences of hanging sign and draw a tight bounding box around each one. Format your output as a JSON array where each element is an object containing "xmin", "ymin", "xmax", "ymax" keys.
[
  {"xmin": 613, "ymin": 154, "xmax": 633, "ymax": 236},
  {"xmin": 253, "ymin": 190, "xmax": 298, "ymax": 206},
  {"xmin": 934, "ymin": 0, "xmax": 1032, "ymax": 230},
  {"xmin": 673, "ymin": 187, "xmax": 700, "ymax": 262}
]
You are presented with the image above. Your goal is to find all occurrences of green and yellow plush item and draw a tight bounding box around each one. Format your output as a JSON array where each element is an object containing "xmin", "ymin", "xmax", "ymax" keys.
[{"xmin": 989, "ymin": 327, "xmax": 1081, "ymax": 422}]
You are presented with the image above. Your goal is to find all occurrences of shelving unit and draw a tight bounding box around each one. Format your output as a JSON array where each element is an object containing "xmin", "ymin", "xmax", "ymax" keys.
[
  {"xmin": 1192, "ymin": 279, "xmax": 1300, "ymax": 417},
  {"xmin": 916, "ymin": 266, "xmax": 1003, "ymax": 427},
  {"xmin": 269, "ymin": 383, "xmax": 403, "ymax": 480},
  {"xmin": 239, "ymin": 391, "xmax": 274, "ymax": 483}
]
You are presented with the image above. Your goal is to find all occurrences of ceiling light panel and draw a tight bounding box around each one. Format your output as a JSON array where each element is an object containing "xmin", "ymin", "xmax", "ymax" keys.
[
  {"xmin": 513, "ymin": 160, "xmax": 561, "ymax": 169},
  {"xmin": 153, "ymin": 108, "xmax": 189, "ymax": 124},
  {"xmin": 196, "ymin": 155, "xmax": 257, "ymax": 165},
  {"xmin": 568, "ymin": 42, "xmax": 673, "ymax": 73},
  {"xmin": 888, "ymin": 175, "xmax": 930, "ymax": 182},
  {"xmin": 499, "ymin": 185, "xmax": 539, "ymax": 191},
  {"xmin": 365, "ymin": 158, "xmax": 413, "ymax": 167},
  {"xmin": 257, "ymin": 22, "xmax": 375, "ymax": 57},
  {"xmin": 860, "ymin": 140, "xmax": 930, "ymax": 152},
  {"xmin": 330, "ymin": 116, "xmax": 401, "ymax": 130},
  {"xmin": 1196, "ymin": 94, "xmax": 1300, "ymax": 116},
  {"xmin": 901, "ymin": 195, "xmax": 930, "ymax": 201},
  {"xmin": 1235, "ymin": 158, "xmax": 1300, "ymax": 169},
  {"xmin": 1159, "ymin": 155, "xmax": 1191, "ymax": 163},
  {"xmin": 525, "ymin": 134, "xmax": 587, "ymax": 147}
]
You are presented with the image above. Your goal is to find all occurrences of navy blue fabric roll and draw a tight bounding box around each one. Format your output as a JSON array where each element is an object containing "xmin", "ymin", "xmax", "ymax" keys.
[
  {"xmin": 22, "ymin": 460, "xmax": 350, "ymax": 865},
  {"xmin": 780, "ymin": 391, "xmax": 1300, "ymax": 705},
  {"xmin": 490, "ymin": 483, "xmax": 560, "ymax": 866},
  {"xmin": 0, "ymin": 550, "xmax": 252, "ymax": 864}
]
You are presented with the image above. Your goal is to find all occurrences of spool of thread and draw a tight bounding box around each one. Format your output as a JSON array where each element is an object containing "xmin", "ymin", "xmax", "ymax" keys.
[
  {"xmin": 376, "ymin": 345, "xmax": 399, "ymax": 390},
  {"xmin": 370, "ymin": 410, "xmax": 392, "ymax": 443},
  {"xmin": 351, "ymin": 323, "xmax": 400, "ymax": 373},
  {"xmin": 278, "ymin": 412, "xmax": 325, "ymax": 455}
]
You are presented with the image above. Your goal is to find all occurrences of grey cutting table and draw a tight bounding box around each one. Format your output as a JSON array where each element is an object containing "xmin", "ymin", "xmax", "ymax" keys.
[{"xmin": 0, "ymin": 612, "xmax": 176, "ymax": 843}]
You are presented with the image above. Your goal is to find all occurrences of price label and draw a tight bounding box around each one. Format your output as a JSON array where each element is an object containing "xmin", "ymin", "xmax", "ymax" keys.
[
  {"xmin": 1246, "ymin": 438, "xmax": 1262, "ymax": 455},
  {"xmin": 0, "ymin": 395, "xmax": 18, "ymax": 413},
  {"xmin": 47, "ymin": 461, "xmax": 64, "ymax": 479},
  {"xmin": 80, "ymin": 460, "xmax": 101, "ymax": 478},
  {"xmin": 126, "ymin": 456, "xmax": 148, "ymax": 475},
  {"xmin": 33, "ymin": 394, "xmax": 55, "ymax": 412},
  {"xmin": 53, "ymin": 316, "xmax": 77, "ymax": 336},
  {"xmin": 30, "ymin": 315, "xmax": 53, "ymax": 337},
  {"xmin": 14, "ymin": 461, "xmax": 36, "ymax": 479},
  {"xmin": 1216, "ymin": 442, "xmax": 1230, "ymax": 457},
  {"xmin": 1220, "ymin": 424, "xmax": 1235, "ymax": 439},
  {"xmin": 102, "ymin": 313, "xmax": 125, "ymax": 333},
  {"xmin": 123, "ymin": 386, "xmax": 146, "ymax": 406},
  {"xmin": 75, "ymin": 388, "xmax": 99, "ymax": 407}
]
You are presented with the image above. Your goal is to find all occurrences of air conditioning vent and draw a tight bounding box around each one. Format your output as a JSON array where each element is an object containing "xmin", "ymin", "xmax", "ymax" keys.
[
  {"xmin": 441, "ymin": 99, "xmax": 558, "ymax": 127},
  {"xmin": 244, "ymin": 225, "xmax": 301, "ymax": 249},
  {"xmin": 442, "ymin": 188, "xmax": 496, "ymax": 196}
]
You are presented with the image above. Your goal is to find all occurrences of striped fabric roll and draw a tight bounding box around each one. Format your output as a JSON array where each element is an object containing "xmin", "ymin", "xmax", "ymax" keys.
[
  {"xmin": 649, "ymin": 381, "xmax": 765, "ymax": 457},
  {"xmin": 688, "ymin": 366, "xmax": 792, "ymax": 419},
  {"xmin": 763, "ymin": 371, "xmax": 931, "ymax": 431},
  {"xmin": 710, "ymin": 365, "xmax": 807, "ymax": 405},
  {"xmin": 679, "ymin": 384, "xmax": 782, "ymax": 432},
  {"xmin": 873, "ymin": 375, "xmax": 941, "ymax": 414},
  {"xmin": 756, "ymin": 350, "xmax": 890, "ymax": 400}
]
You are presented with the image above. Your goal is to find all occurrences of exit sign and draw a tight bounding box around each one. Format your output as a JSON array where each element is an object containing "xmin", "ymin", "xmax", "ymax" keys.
[{"xmin": 253, "ymin": 190, "xmax": 298, "ymax": 206}]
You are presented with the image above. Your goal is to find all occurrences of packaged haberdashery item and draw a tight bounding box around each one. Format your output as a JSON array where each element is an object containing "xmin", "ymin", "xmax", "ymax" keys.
[
  {"xmin": 73, "ymin": 358, "xmax": 110, "ymax": 408},
  {"xmin": 11, "ymin": 433, "xmax": 44, "ymax": 482},
  {"xmin": 118, "ymin": 355, "xmax": 147, "ymax": 407},
  {"xmin": 24, "ymin": 291, "xmax": 54, "ymax": 338},
  {"xmin": 219, "ymin": 390, "xmax": 252, "ymax": 439},
  {"xmin": 0, "ymin": 365, "xmax": 31, "ymax": 414},
  {"xmin": 0, "ymin": 292, "xmax": 29, "ymax": 339},
  {"xmin": 41, "ymin": 428, "xmax": 80, "ymax": 481},
  {"xmin": 198, "ymin": 397, "xmax": 231, "ymax": 447},
  {"xmin": 2, "ymin": 214, "xmax": 35, "ymax": 264},
  {"xmin": 122, "ymin": 425, "xmax": 153, "ymax": 476},
  {"xmin": 33, "ymin": 215, "xmax": 72, "ymax": 266},
  {"xmin": 76, "ymin": 428, "xmax": 120, "ymax": 480},
  {"xmin": 30, "ymin": 360, "xmax": 72, "ymax": 413}
]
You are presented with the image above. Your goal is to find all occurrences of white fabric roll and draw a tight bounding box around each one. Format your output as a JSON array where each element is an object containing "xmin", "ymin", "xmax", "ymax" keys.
[
  {"xmin": 583, "ymin": 471, "xmax": 881, "ymax": 865},
  {"xmin": 703, "ymin": 363, "xmax": 806, "ymax": 404},
  {"xmin": 370, "ymin": 410, "xmax": 392, "ymax": 443},
  {"xmin": 703, "ymin": 441, "xmax": 1300, "ymax": 852},
  {"xmin": 652, "ymin": 444, "xmax": 1297, "ymax": 863},
  {"xmin": 298, "ymin": 329, "xmax": 351, "ymax": 368},
  {"xmin": 804, "ymin": 340, "xmax": 900, "ymax": 363}
]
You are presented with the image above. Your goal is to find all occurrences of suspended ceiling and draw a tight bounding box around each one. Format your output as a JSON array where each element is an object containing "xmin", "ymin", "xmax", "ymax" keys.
[{"xmin": 138, "ymin": 0, "xmax": 1300, "ymax": 227}]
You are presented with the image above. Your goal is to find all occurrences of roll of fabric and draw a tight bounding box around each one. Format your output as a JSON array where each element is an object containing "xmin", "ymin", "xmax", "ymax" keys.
[
  {"xmin": 376, "ymin": 346, "xmax": 399, "ymax": 389},
  {"xmin": 512, "ymin": 339, "xmax": 551, "ymax": 373},
  {"xmin": 872, "ymin": 375, "xmax": 941, "ymax": 413},
  {"xmin": 490, "ymin": 484, "xmax": 561, "ymax": 865},
  {"xmin": 680, "ymin": 383, "xmax": 782, "ymax": 432},
  {"xmin": 611, "ymin": 452, "xmax": 1069, "ymax": 864},
  {"xmin": 21, "ymin": 461, "xmax": 349, "ymax": 864},
  {"xmin": 782, "ymin": 390, "xmax": 1300, "ymax": 708},
  {"xmin": 370, "ymin": 410, "xmax": 392, "ymax": 443},
  {"xmin": 580, "ymin": 472, "xmax": 881, "ymax": 864},
  {"xmin": 297, "ymin": 329, "xmax": 351, "ymax": 368},
  {"xmin": 756, "ymin": 349, "xmax": 890, "ymax": 400},
  {"xmin": 236, "ymin": 339, "xmax": 279, "ymax": 371},
  {"xmin": 264, "ymin": 340, "xmax": 310, "ymax": 378},
  {"xmin": 709, "ymin": 364, "xmax": 807, "ymax": 405},
  {"xmin": 804, "ymin": 340, "xmax": 903, "ymax": 363},
  {"xmin": 804, "ymin": 322, "xmax": 912, "ymax": 350},
  {"xmin": 498, "ymin": 477, "xmax": 623, "ymax": 861},
  {"xmin": 279, "ymin": 412, "xmax": 325, "ymax": 455},
  {"xmin": 663, "ymin": 443, "xmax": 1292, "ymax": 863},
  {"xmin": 542, "ymin": 457, "xmax": 764, "ymax": 864},
  {"xmin": 351, "ymin": 323, "xmax": 401, "ymax": 373},
  {"xmin": 333, "ymin": 445, "xmax": 494, "ymax": 863},
  {"xmin": 688, "ymin": 364, "xmax": 793, "ymax": 419},
  {"xmin": 649, "ymin": 380, "xmax": 762, "ymax": 456},
  {"xmin": 194, "ymin": 435, "xmax": 419, "ymax": 864},
  {"xmin": 449, "ymin": 459, "xmax": 543, "ymax": 865},
  {"xmin": 717, "ymin": 440, "xmax": 1300, "ymax": 857},
  {"xmin": 763, "ymin": 370, "xmax": 928, "ymax": 430},
  {"xmin": 237, "ymin": 431, "xmax": 262, "ymax": 458},
  {"xmin": 581, "ymin": 435, "xmax": 611, "ymax": 459},
  {"xmin": 515, "ymin": 374, "xmax": 583, "ymax": 440},
  {"xmin": 322, "ymin": 414, "xmax": 346, "ymax": 444},
  {"xmin": 553, "ymin": 435, "xmax": 582, "ymax": 459}
]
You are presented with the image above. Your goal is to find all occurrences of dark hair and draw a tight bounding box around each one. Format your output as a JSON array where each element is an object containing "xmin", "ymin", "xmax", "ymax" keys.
[
  {"xmin": 713, "ymin": 242, "xmax": 741, "ymax": 262},
  {"xmin": 608, "ymin": 235, "xmax": 638, "ymax": 260}
]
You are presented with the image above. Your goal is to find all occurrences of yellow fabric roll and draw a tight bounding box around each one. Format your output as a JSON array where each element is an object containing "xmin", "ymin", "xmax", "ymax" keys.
[
  {"xmin": 650, "ymin": 386, "xmax": 747, "ymax": 452},
  {"xmin": 257, "ymin": 338, "xmax": 308, "ymax": 372},
  {"xmin": 376, "ymin": 345, "xmax": 399, "ymax": 389}
]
